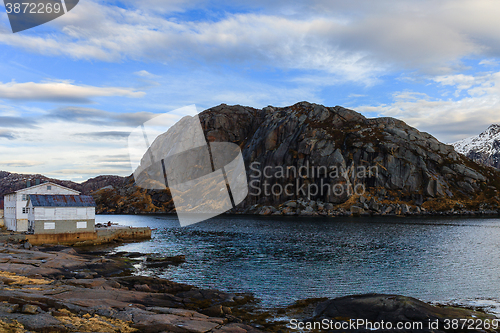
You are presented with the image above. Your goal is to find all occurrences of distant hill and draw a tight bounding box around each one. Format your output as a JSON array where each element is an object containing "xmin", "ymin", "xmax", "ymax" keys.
[
  {"xmin": 0, "ymin": 171, "xmax": 127, "ymax": 197},
  {"xmin": 452, "ymin": 124, "xmax": 500, "ymax": 169},
  {"xmin": 92, "ymin": 102, "xmax": 500, "ymax": 215}
]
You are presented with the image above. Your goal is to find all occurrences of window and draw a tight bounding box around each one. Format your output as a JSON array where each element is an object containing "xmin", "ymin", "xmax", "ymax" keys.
[
  {"xmin": 22, "ymin": 194, "xmax": 27, "ymax": 201},
  {"xmin": 76, "ymin": 221, "xmax": 87, "ymax": 229},
  {"xmin": 44, "ymin": 222, "xmax": 55, "ymax": 230},
  {"xmin": 22, "ymin": 207, "xmax": 29, "ymax": 214},
  {"xmin": 47, "ymin": 185, "xmax": 52, "ymax": 190}
]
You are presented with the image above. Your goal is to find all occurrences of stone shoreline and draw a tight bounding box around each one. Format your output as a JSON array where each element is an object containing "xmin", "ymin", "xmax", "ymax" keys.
[
  {"xmin": 0, "ymin": 241, "xmax": 498, "ymax": 332},
  {"xmin": 242, "ymin": 197, "xmax": 500, "ymax": 218},
  {"xmin": 98, "ymin": 198, "xmax": 500, "ymax": 218},
  {"xmin": 0, "ymin": 242, "xmax": 264, "ymax": 333}
]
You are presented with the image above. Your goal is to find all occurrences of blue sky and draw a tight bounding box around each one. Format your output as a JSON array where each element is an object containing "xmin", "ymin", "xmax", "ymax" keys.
[{"xmin": 2, "ymin": 0, "xmax": 500, "ymax": 181}]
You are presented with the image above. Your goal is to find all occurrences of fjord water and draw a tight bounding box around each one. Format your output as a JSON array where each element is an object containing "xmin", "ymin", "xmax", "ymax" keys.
[{"xmin": 98, "ymin": 215, "xmax": 500, "ymax": 308}]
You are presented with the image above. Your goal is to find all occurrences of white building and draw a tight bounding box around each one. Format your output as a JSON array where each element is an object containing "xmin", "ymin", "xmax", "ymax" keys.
[
  {"xmin": 27, "ymin": 194, "xmax": 96, "ymax": 234},
  {"xmin": 3, "ymin": 182, "xmax": 80, "ymax": 232},
  {"xmin": 0, "ymin": 199, "xmax": 4, "ymax": 227}
]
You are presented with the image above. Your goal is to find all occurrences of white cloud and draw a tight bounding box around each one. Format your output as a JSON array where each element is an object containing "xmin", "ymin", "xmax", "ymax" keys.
[
  {"xmin": 0, "ymin": 118, "xmax": 134, "ymax": 180},
  {"xmin": 4, "ymin": 0, "xmax": 500, "ymax": 180},
  {"xmin": 0, "ymin": 129, "xmax": 16, "ymax": 140},
  {"xmin": 51, "ymin": 168, "xmax": 131, "ymax": 175},
  {"xmin": 0, "ymin": 80, "xmax": 145, "ymax": 103},
  {"xmin": 47, "ymin": 107, "xmax": 157, "ymax": 126},
  {"xmin": 357, "ymin": 71, "xmax": 500, "ymax": 143},
  {"xmin": 479, "ymin": 59, "xmax": 499, "ymax": 67},
  {"xmin": 433, "ymin": 74, "xmax": 480, "ymax": 97},
  {"xmin": 0, "ymin": 105, "xmax": 161, "ymax": 179},
  {"xmin": 134, "ymin": 70, "xmax": 159, "ymax": 78},
  {"xmin": 1, "ymin": 0, "xmax": 499, "ymax": 81},
  {"xmin": 0, "ymin": 160, "xmax": 45, "ymax": 167}
]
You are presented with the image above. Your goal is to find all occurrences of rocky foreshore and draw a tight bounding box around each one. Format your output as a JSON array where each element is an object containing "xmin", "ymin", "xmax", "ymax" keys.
[
  {"xmin": 247, "ymin": 196, "xmax": 500, "ymax": 217},
  {"xmin": 0, "ymin": 241, "xmax": 499, "ymax": 332},
  {"xmin": 0, "ymin": 243, "xmax": 263, "ymax": 333}
]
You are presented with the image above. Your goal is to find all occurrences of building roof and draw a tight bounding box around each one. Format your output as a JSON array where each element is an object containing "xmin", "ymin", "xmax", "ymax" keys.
[
  {"xmin": 28, "ymin": 195, "xmax": 96, "ymax": 207},
  {"xmin": 6, "ymin": 182, "xmax": 80, "ymax": 196}
]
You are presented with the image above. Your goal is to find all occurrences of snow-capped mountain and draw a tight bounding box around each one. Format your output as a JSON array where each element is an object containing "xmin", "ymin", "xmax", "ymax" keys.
[{"xmin": 452, "ymin": 124, "xmax": 500, "ymax": 169}]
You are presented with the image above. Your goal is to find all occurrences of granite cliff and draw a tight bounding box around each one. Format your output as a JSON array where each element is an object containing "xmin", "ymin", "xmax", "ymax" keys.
[{"xmin": 93, "ymin": 102, "xmax": 500, "ymax": 216}]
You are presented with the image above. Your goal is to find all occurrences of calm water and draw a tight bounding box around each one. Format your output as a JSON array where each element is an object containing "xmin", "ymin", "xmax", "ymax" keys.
[{"xmin": 97, "ymin": 214, "xmax": 500, "ymax": 308}]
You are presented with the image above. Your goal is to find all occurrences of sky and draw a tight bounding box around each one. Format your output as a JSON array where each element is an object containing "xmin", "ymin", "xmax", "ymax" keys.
[{"xmin": 2, "ymin": 0, "xmax": 500, "ymax": 181}]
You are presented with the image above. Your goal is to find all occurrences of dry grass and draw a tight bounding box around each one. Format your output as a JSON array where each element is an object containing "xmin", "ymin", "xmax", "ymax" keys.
[
  {"xmin": 0, "ymin": 271, "xmax": 51, "ymax": 286},
  {"xmin": 0, "ymin": 320, "xmax": 25, "ymax": 333},
  {"xmin": 55, "ymin": 310, "xmax": 138, "ymax": 333}
]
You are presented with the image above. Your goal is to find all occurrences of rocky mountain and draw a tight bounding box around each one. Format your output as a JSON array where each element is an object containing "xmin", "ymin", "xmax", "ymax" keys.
[
  {"xmin": 452, "ymin": 124, "xmax": 500, "ymax": 169},
  {"xmin": 93, "ymin": 102, "xmax": 500, "ymax": 216},
  {"xmin": 0, "ymin": 171, "xmax": 126, "ymax": 197}
]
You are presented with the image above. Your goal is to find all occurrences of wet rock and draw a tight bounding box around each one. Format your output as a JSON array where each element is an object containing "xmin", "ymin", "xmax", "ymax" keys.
[
  {"xmin": 313, "ymin": 294, "xmax": 496, "ymax": 332},
  {"xmin": 202, "ymin": 304, "xmax": 224, "ymax": 317},
  {"xmin": 259, "ymin": 207, "xmax": 273, "ymax": 216},
  {"xmin": 350, "ymin": 206, "xmax": 364, "ymax": 216},
  {"xmin": 368, "ymin": 198, "xmax": 380, "ymax": 212},
  {"xmin": 303, "ymin": 206, "xmax": 314, "ymax": 213},
  {"xmin": 382, "ymin": 205, "xmax": 393, "ymax": 215},
  {"xmin": 116, "ymin": 275, "xmax": 192, "ymax": 294},
  {"xmin": 145, "ymin": 254, "xmax": 186, "ymax": 268}
]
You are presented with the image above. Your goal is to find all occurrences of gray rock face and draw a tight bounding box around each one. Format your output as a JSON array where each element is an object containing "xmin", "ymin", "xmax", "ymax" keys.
[
  {"xmin": 312, "ymin": 294, "xmax": 496, "ymax": 333},
  {"xmin": 0, "ymin": 246, "xmax": 263, "ymax": 333},
  {"xmin": 98, "ymin": 102, "xmax": 500, "ymax": 214},
  {"xmin": 195, "ymin": 102, "xmax": 500, "ymax": 209}
]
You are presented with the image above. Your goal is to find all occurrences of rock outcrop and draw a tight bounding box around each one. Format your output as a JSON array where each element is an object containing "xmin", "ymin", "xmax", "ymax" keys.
[
  {"xmin": 309, "ymin": 294, "xmax": 497, "ymax": 332},
  {"xmin": 0, "ymin": 244, "xmax": 263, "ymax": 333},
  {"xmin": 94, "ymin": 102, "xmax": 500, "ymax": 215}
]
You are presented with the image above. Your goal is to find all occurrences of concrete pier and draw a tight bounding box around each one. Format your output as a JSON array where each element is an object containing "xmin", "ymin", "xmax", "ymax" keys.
[{"xmin": 11, "ymin": 226, "xmax": 152, "ymax": 246}]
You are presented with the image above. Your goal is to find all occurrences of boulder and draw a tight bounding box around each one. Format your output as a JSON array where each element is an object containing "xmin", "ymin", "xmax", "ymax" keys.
[
  {"xmin": 313, "ymin": 294, "xmax": 496, "ymax": 332},
  {"xmin": 202, "ymin": 304, "xmax": 224, "ymax": 317},
  {"xmin": 259, "ymin": 207, "xmax": 273, "ymax": 216},
  {"xmin": 21, "ymin": 304, "xmax": 39, "ymax": 314},
  {"xmin": 350, "ymin": 206, "xmax": 364, "ymax": 216}
]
